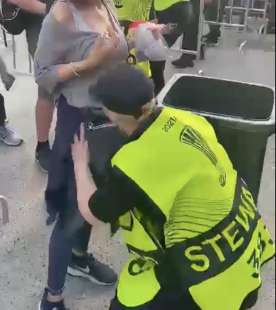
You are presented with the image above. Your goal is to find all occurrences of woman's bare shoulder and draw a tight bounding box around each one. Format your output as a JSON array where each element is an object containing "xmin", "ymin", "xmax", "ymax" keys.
[{"xmin": 51, "ymin": 1, "xmax": 74, "ymax": 25}]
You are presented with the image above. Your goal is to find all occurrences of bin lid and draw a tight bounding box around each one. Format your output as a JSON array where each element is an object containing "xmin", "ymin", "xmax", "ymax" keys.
[{"xmin": 158, "ymin": 74, "xmax": 275, "ymax": 128}]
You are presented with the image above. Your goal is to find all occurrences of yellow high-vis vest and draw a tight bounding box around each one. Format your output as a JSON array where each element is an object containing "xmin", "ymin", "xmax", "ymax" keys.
[
  {"xmin": 111, "ymin": 107, "xmax": 275, "ymax": 308},
  {"xmin": 127, "ymin": 50, "xmax": 152, "ymax": 78},
  {"xmin": 114, "ymin": 0, "xmax": 153, "ymax": 22},
  {"xmin": 154, "ymin": 0, "xmax": 190, "ymax": 11},
  {"xmin": 113, "ymin": 0, "xmax": 152, "ymax": 77}
]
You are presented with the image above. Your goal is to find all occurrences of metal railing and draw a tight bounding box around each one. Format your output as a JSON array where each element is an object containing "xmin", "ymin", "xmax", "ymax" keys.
[
  {"xmin": 168, "ymin": 0, "xmax": 270, "ymax": 60},
  {"xmin": 204, "ymin": 0, "xmax": 269, "ymax": 33}
]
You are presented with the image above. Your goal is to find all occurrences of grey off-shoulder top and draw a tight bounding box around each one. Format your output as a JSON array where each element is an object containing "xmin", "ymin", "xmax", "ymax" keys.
[{"xmin": 34, "ymin": 0, "xmax": 128, "ymax": 114}]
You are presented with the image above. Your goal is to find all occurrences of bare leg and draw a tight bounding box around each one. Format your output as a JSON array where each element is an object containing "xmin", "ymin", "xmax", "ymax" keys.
[
  {"xmin": 36, "ymin": 97, "xmax": 54, "ymax": 143},
  {"xmin": 35, "ymin": 93, "xmax": 54, "ymax": 172}
]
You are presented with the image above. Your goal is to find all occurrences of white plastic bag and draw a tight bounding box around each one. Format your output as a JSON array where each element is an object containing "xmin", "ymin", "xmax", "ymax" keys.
[{"xmin": 135, "ymin": 24, "xmax": 168, "ymax": 62}]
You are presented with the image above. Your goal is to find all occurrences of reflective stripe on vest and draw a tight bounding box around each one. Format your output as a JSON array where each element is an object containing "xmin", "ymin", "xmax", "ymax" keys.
[{"xmin": 112, "ymin": 107, "xmax": 275, "ymax": 308}]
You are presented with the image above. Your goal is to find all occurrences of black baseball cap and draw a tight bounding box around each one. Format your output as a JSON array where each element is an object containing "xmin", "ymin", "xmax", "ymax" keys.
[{"xmin": 90, "ymin": 64, "xmax": 155, "ymax": 117}]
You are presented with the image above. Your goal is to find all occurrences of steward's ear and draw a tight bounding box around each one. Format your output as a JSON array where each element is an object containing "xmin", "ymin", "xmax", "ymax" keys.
[{"xmin": 140, "ymin": 99, "xmax": 156, "ymax": 117}]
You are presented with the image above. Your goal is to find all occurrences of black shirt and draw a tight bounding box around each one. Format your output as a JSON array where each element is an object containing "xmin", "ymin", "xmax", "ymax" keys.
[{"xmin": 89, "ymin": 109, "xmax": 162, "ymax": 223}]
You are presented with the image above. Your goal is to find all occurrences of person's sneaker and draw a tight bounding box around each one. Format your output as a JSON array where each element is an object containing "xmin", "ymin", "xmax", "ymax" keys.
[
  {"xmin": 172, "ymin": 55, "xmax": 195, "ymax": 69},
  {"xmin": 35, "ymin": 143, "xmax": 51, "ymax": 173},
  {"xmin": 39, "ymin": 289, "xmax": 69, "ymax": 310},
  {"xmin": 2, "ymin": 73, "xmax": 15, "ymax": 91},
  {"xmin": 0, "ymin": 125, "xmax": 23, "ymax": 146},
  {"xmin": 67, "ymin": 253, "xmax": 118, "ymax": 286},
  {"xmin": 202, "ymin": 32, "xmax": 220, "ymax": 46}
]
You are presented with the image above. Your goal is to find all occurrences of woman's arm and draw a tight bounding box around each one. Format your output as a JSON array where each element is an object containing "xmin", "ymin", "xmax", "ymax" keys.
[
  {"xmin": 34, "ymin": 2, "xmax": 73, "ymax": 93},
  {"xmin": 8, "ymin": 0, "xmax": 46, "ymax": 15},
  {"xmin": 35, "ymin": 2, "xmax": 120, "ymax": 91},
  {"xmin": 57, "ymin": 26, "xmax": 120, "ymax": 82},
  {"xmin": 56, "ymin": 35, "xmax": 119, "ymax": 82},
  {"xmin": 74, "ymin": 161, "xmax": 99, "ymax": 226}
]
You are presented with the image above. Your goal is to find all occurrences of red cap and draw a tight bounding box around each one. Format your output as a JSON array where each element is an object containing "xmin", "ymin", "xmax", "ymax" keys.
[{"xmin": 128, "ymin": 21, "xmax": 146, "ymax": 30}]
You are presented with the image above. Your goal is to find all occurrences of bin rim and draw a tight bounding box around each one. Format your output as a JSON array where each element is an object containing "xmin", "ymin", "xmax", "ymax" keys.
[{"xmin": 157, "ymin": 74, "xmax": 275, "ymax": 127}]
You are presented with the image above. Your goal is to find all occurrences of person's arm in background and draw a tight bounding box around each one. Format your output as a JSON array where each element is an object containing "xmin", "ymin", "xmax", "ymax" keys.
[{"xmin": 7, "ymin": 0, "xmax": 46, "ymax": 15}]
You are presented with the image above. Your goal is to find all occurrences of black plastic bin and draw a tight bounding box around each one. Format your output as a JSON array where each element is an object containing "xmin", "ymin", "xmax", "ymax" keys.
[{"xmin": 158, "ymin": 74, "xmax": 275, "ymax": 202}]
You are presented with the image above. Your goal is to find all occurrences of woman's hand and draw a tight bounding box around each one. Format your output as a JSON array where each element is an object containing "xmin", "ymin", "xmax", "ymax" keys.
[
  {"xmin": 145, "ymin": 23, "xmax": 167, "ymax": 40},
  {"xmin": 71, "ymin": 123, "xmax": 89, "ymax": 168},
  {"xmin": 57, "ymin": 26, "xmax": 120, "ymax": 80},
  {"xmin": 57, "ymin": 29, "xmax": 120, "ymax": 82},
  {"xmin": 79, "ymin": 27, "xmax": 120, "ymax": 73}
]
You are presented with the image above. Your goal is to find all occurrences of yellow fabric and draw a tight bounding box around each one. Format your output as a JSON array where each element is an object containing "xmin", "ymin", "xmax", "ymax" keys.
[
  {"xmin": 112, "ymin": 107, "xmax": 275, "ymax": 308},
  {"xmin": 113, "ymin": 107, "xmax": 237, "ymax": 221},
  {"xmin": 135, "ymin": 61, "xmax": 151, "ymax": 77},
  {"xmin": 154, "ymin": 0, "xmax": 189, "ymax": 11},
  {"xmin": 114, "ymin": 0, "xmax": 152, "ymax": 78},
  {"xmin": 117, "ymin": 254, "xmax": 161, "ymax": 307},
  {"xmin": 127, "ymin": 49, "xmax": 152, "ymax": 77},
  {"xmin": 189, "ymin": 218, "xmax": 275, "ymax": 310},
  {"xmin": 119, "ymin": 212, "xmax": 158, "ymax": 251},
  {"xmin": 114, "ymin": 0, "xmax": 153, "ymax": 22}
]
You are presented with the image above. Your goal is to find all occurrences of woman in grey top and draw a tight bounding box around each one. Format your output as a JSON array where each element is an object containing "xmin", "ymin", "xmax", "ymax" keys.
[{"xmin": 34, "ymin": 1, "xmax": 128, "ymax": 309}]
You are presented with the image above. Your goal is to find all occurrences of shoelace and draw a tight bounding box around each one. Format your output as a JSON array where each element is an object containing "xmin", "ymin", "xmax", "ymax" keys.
[{"xmin": 86, "ymin": 253, "xmax": 97, "ymax": 267}]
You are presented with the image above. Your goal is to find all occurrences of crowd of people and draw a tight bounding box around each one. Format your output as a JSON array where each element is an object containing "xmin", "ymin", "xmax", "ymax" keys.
[{"xmin": 0, "ymin": 1, "xmax": 275, "ymax": 310}]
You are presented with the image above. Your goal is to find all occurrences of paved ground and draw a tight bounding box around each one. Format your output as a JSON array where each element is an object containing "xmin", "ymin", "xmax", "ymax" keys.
[{"xmin": 0, "ymin": 27, "xmax": 275, "ymax": 310}]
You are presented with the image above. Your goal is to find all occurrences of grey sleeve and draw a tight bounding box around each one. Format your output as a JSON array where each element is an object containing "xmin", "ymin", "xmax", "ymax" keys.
[
  {"xmin": 34, "ymin": 15, "xmax": 67, "ymax": 94},
  {"xmin": 34, "ymin": 62, "xmax": 61, "ymax": 95}
]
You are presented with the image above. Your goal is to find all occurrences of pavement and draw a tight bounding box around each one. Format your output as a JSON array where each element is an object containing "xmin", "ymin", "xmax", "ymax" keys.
[{"xmin": 0, "ymin": 27, "xmax": 275, "ymax": 310}]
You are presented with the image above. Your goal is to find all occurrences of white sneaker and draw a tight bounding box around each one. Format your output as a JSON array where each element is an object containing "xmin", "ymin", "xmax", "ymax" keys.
[{"xmin": 0, "ymin": 126, "xmax": 23, "ymax": 146}]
